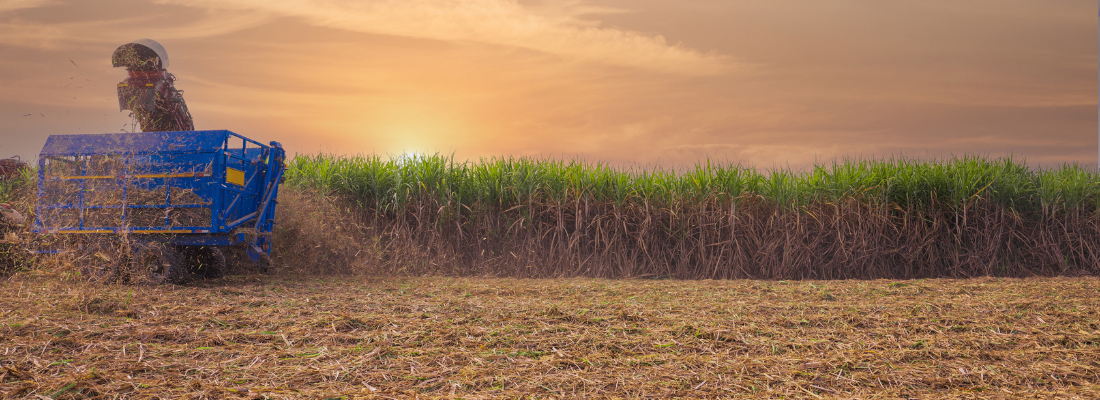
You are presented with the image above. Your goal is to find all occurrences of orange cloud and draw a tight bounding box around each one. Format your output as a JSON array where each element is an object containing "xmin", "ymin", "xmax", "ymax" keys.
[
  {"xmin": 0, "ymin": 12, "xmax": 271, "ymax": 49},
  {"xmin": 0, "ymin": 0, "xmax": 54, "ymax": 13},
  {"xmin": 156, "ymin": 0, "xmax": 731, "ymax": 74}
]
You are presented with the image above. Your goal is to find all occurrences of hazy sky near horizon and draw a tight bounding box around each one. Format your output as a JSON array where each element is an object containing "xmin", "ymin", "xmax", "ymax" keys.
[{"xmin": 0, "ymin": 0, "xmax": 1096, "ymax": 169}]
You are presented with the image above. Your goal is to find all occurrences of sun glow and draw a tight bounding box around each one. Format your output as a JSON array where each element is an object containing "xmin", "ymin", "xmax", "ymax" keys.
[
  {"xmin": 367, "ymin": 103, "xmax": 469, "ymax": 159},
  {"xmin": 390, "ymin": 151, "xmax": 424, "ymax": 165}
]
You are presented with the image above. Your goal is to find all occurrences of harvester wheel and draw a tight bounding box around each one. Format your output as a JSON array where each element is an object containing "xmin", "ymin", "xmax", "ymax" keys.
[
  {"xmin": 79, "ymin": 239, "xmax": 121, "ymax": 284},
  {"xmin": 132, "ymin": 241, "xmax": 185, "ymax": 285},
  {"xmin": 180, "ymin": 246, "xmax": 226, "ymax": 279}
]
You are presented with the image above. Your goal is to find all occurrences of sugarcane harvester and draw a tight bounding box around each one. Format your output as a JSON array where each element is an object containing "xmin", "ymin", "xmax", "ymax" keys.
[{"xmin": 33, "ymin": 39, "xmax": 285, "ymax": 284}]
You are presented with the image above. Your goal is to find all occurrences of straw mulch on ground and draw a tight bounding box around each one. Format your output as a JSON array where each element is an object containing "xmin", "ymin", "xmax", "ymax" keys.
[{"xmin": 1, "ymin": 275, "xmax": 1098, "ymax": 399}]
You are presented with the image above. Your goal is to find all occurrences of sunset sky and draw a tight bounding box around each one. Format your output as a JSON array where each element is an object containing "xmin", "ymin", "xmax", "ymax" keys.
[{"xmin": 0, "ymin": 0, "xmax": 1096, "ymax": 169}]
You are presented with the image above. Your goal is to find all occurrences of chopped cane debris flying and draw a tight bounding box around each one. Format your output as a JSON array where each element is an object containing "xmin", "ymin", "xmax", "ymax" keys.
[{"xmin": 112, "ymin": 39, "xmax": 194, "ymax": 132}]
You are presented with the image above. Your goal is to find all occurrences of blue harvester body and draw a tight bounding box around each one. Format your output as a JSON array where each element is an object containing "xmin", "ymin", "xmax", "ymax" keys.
[{"xmin": 34, "ymin": 130, "xmax": 285, "ymax": 268}]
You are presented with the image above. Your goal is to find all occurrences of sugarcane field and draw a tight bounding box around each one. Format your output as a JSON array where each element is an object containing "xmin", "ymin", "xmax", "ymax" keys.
[
  {"xmin": 3, "ymin": 152, "xmax": 1100, "ymax": 398},
  {"xmin": 3, "ymin": 3, "xmax": 1100, "ymax": 399}
]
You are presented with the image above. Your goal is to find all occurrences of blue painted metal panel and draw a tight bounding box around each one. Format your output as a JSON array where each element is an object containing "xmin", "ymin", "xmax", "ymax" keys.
[
  {"xmin": 40, "ymin": 130, "xmax": 231, "ymax": 156},
  {"xmin": 33, "ymin": 130, "xmax": 286, "ymax": 265}
]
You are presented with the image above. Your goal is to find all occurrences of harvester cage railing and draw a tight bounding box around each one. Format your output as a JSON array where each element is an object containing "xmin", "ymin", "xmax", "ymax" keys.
[{"xmin": 34, "ymin": 130, "xmax": 285, "ymax": 271}]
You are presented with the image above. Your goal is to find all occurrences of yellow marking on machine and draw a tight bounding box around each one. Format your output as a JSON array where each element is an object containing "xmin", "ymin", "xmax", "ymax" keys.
[
  {"xmin": 57, "ymin": 175, "xmax": 115, "ymax": 180},
  {"xmin": 56, "ymin": 172, "xmax": 208, "ymax": 180},
  {"xmin": 226, "ymin": 167, "xmax": 245, "ymax": 186},
  {"xmin": 57, "ymin": 229, "xmax": 208, "ymax": 234},
  {"xmin": 131, "ymin": 230, "xmax": 202, "ymax": 234},
  {"xmin": 132, "ymin": 172, "xmax": 206, "ymax": 179}
]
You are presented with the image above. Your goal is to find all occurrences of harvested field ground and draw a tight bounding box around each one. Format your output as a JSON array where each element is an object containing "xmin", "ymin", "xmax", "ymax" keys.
[{"xmin": 1, "ymin": 275, "xmax": 1099, "ymax": 399}]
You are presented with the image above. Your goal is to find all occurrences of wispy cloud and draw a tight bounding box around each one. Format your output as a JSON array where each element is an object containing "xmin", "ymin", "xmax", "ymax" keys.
[
  {"xmin": 0, "ymin": 0, "xmax": 54, "ymax": 13},
  {"xmin": 0, "ymin": 4, "xmax": 272, "ymax": 49},
  {"xmin": 157, "ymin": 0, "xmax": 731, "ymax": 75}
]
